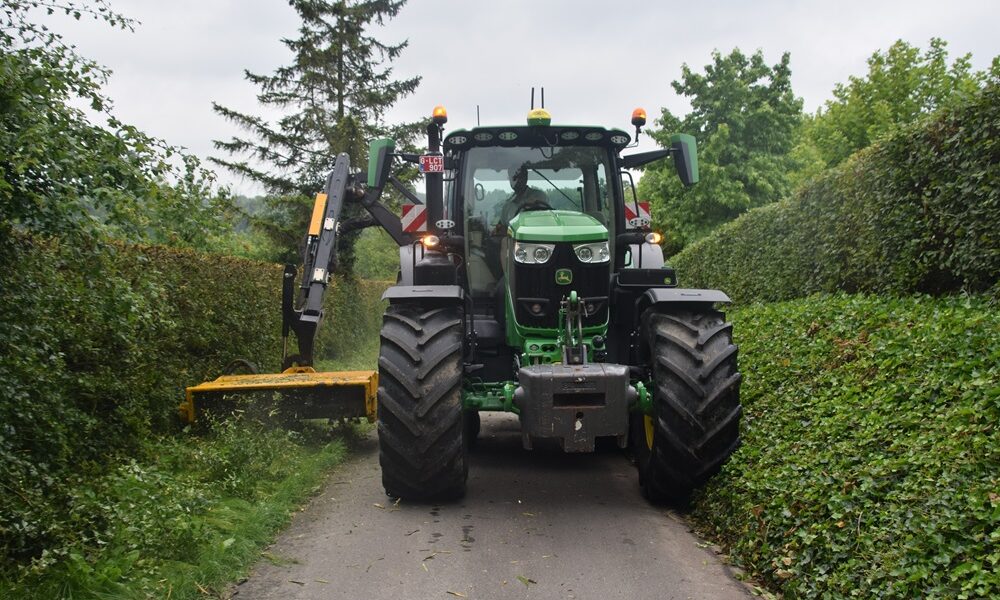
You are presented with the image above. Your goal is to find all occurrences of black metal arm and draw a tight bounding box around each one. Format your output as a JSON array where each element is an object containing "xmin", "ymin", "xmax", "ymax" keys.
[
  {"xmin": 280, "ymin": 151, "xmax": 409, "ymax": 369},
  {"xmin": 281, "ymin": 154, "xmax": 351, "ymax": 369}
]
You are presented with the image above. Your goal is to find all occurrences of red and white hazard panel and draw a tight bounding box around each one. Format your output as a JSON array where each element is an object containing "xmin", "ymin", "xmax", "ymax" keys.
[
  {"xmin": 401, "ymin": 203, "xmax": 427, "ymax": 233},
  {"xmin": 624, "ymin": 201, "xmax": 651, "ymax": 229}
]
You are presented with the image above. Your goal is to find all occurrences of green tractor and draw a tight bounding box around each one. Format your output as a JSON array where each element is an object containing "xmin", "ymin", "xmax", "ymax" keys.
[{"xmin": 367, "ymin": 104, "xmax": 742, "ymax": 503}]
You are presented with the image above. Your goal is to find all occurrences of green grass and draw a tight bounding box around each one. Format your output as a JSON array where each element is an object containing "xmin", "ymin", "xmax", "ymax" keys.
[
  {"xmin": 0, "ymin": 420, "xmax": 357, "ymax": 599},
  {"xmin": 690, "ymin": 294, "xmax": 1000, "ymax": 598}
]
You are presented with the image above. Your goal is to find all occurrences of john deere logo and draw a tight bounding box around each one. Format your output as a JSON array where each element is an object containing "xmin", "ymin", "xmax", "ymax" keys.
[{"xmin": 555, "ymin": 269, "xmax": 573, "ymax": 285}]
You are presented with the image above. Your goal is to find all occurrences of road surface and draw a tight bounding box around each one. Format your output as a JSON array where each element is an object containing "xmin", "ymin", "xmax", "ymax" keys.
[{"xmin": 233, "ymin": 413, "xmax": 751, "ymax": 600}]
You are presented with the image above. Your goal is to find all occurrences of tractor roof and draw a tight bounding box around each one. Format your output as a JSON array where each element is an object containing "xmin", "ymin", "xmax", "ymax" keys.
[{"xmin": 443, "ymin": 125, "xmax": 632, "ymax": 154}]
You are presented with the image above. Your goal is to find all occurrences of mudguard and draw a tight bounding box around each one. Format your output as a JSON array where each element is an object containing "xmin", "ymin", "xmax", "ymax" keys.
[
  {"xmin": 636, "ymin": 287, "xmax": 731, "ymax": 317},
  {"xmin": 382, "ymin": 284, "xmax": 465, "ymax": 305}
]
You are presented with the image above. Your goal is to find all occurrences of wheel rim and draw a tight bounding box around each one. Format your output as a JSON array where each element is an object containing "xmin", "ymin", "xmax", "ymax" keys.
[{"xmin": 643, "ymin": 414, "xmax": 654, "ymax": 450}]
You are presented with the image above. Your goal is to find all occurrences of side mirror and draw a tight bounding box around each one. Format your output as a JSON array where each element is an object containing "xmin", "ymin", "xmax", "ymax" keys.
[
  {"xmin": 670, "ymin": 133, "xmax": 699, "ymax": 186},
  {"xmin": 367, "ymin": 138, "xmax": 396, "ymax": 190}
]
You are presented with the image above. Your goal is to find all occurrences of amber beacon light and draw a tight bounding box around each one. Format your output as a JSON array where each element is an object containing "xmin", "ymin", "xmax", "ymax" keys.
[
  {"xmin": 432, "ymin": 105, "xmax": 448, "ymax": 125},
  {"xmin": 631, "ymin": 107, "xmax": 647, "ymax": 128}
]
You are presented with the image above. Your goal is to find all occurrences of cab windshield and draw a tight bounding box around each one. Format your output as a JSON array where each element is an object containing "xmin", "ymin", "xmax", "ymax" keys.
[{"xmin": 461, "ymin": 145, "xmax": 614, "ymax": 295}]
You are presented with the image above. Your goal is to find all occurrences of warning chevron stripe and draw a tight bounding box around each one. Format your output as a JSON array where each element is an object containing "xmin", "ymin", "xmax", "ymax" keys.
[
  {"xmin": 401, "ymin": 203, "xmax": 427, "ymax": 233},
  {"xmin": 624, "ymin": 201, "xmax": 651, "ymax": 229}
]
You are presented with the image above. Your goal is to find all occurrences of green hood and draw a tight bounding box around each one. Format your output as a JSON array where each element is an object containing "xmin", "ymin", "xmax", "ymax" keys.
[{"xmin": 510, "ymin": 210, "xmax": 607, "ymax": 242}]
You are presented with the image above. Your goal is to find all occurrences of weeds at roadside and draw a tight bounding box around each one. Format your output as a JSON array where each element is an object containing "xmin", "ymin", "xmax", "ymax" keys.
[{"xmin": 0, "ymin": 419, "xmax": 353, "ymax": 599}]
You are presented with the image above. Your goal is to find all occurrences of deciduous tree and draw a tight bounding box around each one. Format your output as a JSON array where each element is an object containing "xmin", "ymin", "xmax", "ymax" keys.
[
  {"xmin": 0, "ymin": 0, "xmax": 233, "ymax": 248},
  {"xmin": 804, "ymin": 38, "xmax": 994, "ymax": 167},
  {"xmin": 638, "ymin": 49, "xmax": 802, "ymax": 252}
]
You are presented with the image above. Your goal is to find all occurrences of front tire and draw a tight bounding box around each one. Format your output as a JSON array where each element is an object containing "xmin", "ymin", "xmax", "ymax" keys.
[
  {"xmin": 377, "ymin": 304, "xmax": 467, "ymax": 500},
  {"xmin": 633, "ymin": 307, "xmax": 742, "ymax": 502}
]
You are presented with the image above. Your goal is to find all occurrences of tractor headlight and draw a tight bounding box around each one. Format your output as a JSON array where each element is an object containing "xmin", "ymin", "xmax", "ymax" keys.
[
  {"xmin": 573, "ymin": 241, "xmax": 610, "ymax": 263},
  {"xmin": 513, "ymin": 242, "xmax": 555, "ymax": 264}
]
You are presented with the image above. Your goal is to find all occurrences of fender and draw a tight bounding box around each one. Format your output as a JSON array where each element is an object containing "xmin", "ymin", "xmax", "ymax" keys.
[
  {"xmin": 635, "ymin": 288, "xmax": 731, "ymax": 320},
  {"xmin": 382, "ymin": 284, "xmax": 465, "ymax": 305}
]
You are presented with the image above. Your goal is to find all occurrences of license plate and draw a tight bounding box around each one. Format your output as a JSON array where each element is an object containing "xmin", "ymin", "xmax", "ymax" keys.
[{"xmin": 419, "ymin": 154, "xmax": 444, "ymax": 173}]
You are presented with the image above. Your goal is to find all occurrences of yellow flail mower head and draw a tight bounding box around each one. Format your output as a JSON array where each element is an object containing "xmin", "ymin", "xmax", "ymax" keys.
[{"xmin": 179, "ymin": 366, "xmax": 377, "ymax": 425}]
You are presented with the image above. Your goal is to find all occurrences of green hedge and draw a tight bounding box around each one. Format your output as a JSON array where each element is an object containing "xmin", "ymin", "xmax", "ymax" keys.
[
  {"xmin": 670, "ymin": 83, "xmax": 1000, "ymax": 303},
  {"xmin": 693, "ymin": 294, "xmax": 999, "ymax": 598},
  {"xmin": 0, "ymin": 232, "xmax": 387, "ymax": 566}
]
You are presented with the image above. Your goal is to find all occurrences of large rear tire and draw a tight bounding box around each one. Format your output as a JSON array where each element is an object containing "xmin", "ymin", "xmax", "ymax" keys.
[
  {"xmin": 377, "ymin": 304, "xmax": 467, "ymax": 500},
  {"xmin": 632, "ymin": 307, "xmax": 742, "ymax": 502}
]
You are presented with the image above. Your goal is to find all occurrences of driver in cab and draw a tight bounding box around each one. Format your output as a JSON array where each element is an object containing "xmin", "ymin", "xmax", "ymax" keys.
[
  {"xmin": 488, "ymin": 165, "xmax": 550, "ymax": 277},
  {"xmin": 495, "ymin": 165, "xmax": 549, "ymax": 233}
]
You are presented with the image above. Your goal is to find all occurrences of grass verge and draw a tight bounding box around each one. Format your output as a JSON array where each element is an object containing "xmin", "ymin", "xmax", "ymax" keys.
[
  {"xmin": 0, "ymin": 420, "xmax": 358, "ymax": 599},
  {"xmin": 690, "ymin": 293, "xmax": 999, "ymax": 598}
]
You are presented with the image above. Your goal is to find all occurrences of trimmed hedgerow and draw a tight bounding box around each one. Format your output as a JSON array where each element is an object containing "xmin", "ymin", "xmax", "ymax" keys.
[
  {"xmin": 0, "ymin": 232, "xmax": 387, "ymax": 571},
  {"xmin": 691, "ymin": 294, "xmax": 1000, "ymax": 598},
  {"xmin": 670, "ymin": 83, "xmax": 1000, "ymax": 303},
  {"xmin": 0, "ymin": 234, "xmax": 283, "ymax": 566}
]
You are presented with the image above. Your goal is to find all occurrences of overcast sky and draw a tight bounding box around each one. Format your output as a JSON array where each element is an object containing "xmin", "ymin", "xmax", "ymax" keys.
[{"xmin": 47, "ymin": 0, "xmax": 999, "ymax": 195}]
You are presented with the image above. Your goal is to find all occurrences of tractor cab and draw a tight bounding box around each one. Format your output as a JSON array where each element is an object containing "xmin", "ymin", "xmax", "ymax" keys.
[
  {"xmin": 442, "ymin": 126, "xmax": 627, "ymax": 299},
  {"xmin": 437, "ymin": 124, "xmax": 635, "ymax": 382}
]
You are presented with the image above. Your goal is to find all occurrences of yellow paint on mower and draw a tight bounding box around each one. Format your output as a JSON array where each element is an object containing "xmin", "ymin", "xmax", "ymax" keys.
[{"xmin": 180, "ymin": 367, "xmax": 377, "ymax": 424}]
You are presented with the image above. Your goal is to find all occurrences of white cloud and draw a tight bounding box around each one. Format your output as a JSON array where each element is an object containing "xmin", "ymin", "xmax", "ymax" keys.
[{"xmin": 41, "ymin": 0, "xmax": 1000, "ymax": 195}]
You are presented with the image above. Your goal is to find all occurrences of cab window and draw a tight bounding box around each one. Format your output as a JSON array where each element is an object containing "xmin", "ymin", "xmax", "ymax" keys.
[{"xmin": 462, "ymin": 145, "xmax": 614, "ymax": 296}]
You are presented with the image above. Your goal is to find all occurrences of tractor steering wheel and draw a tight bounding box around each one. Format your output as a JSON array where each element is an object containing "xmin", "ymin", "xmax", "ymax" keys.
[{"xmin": 513, "ymin": 199, "xmax": 552, "ymax": 216}]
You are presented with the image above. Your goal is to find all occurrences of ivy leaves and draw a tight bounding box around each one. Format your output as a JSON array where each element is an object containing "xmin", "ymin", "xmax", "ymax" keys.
[{"xmin": 691, "ymin": 294, "xmax": 1000, "ymax": 598}]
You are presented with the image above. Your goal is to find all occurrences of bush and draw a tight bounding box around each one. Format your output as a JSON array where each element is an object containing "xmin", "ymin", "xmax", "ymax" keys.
[
  {"xmin": 1, "ymin": 421, "xmax": 347, "ymax": 598},
  {"xmin": 0, "ymin": 233, "xmax": 283, "ymax": 564},
  {"xmin": 692, "ymin": 294, "xmax": 1000, "ymax": 598},
  {"xmin": 670, "ymin": 83, "xmax": 1000, "ymax": 303},
  {"xmin": 0, "ymin": 232, "xmax": 387, "ymax": 570},
  {"xmin": 351, "ymin": 227, "xmax": 401, "ymax": 280}
]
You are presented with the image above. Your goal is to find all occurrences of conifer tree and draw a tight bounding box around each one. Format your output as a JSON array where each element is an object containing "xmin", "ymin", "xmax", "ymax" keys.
[{"xmin": 212, "ymin": 0, "xmax": 420, "ymax": 265}]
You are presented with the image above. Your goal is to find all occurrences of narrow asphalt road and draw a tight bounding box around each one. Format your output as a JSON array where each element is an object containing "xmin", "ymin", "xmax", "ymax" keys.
[{"xmin": 233, "ymin": 414, "xmax": 751, "ymax": 600}]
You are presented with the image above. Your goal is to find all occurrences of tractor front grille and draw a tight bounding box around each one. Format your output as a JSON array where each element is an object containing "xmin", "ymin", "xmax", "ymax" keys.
[{"xmin": 512, "ymin": 243, "xmax": 610, "ymax": 329}]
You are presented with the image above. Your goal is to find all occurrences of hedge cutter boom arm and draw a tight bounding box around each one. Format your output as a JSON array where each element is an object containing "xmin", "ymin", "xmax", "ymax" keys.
[
  {"xmin": 281, "ymin": 154, "xmax": 351, "ymax": 370},
  {"xmin": 181, "ymin": 150, "xmax": 403, "ymax": 425}
]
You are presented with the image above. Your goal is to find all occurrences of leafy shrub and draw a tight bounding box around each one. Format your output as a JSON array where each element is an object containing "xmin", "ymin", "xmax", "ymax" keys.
[
  {"xmin": 315, "ymin": 275, "xmax": 390, "ymax": 370},
  {"xmin": 352, "ymin": 227, "xmax": 402, "ymax": 280},
  {"xmin": 692, "ymin": 294, "xmax": 1000, "ymax": 598},
  {"xmin": 670, "ymin": 82, "xmax": 1000, "ymax": 302},
  {"xmin": 2, "ymin": 422, "xmax": 346, "ymax": 598},
  {"xmin": 0, "ymin": 232, "xmax": 386, "ymax": 570}
]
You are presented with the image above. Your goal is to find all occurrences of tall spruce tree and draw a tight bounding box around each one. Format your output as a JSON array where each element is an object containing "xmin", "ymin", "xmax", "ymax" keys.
[{"xmin": 212, "ymin": 0, "xmax": 420, "ymax": 266}]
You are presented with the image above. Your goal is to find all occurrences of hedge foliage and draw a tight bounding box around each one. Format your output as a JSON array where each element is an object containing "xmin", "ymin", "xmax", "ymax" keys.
[
  {"xmin": 692, "ymin": 294, "xmax": 1000, "ymax": 598},
  {"xmin": 670, "ymin": 83, "xmax": 1000, "ymax": 303},
  {"xmin": 0, "ymin": 232, "xmax": 387, "ymax": 567}
]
